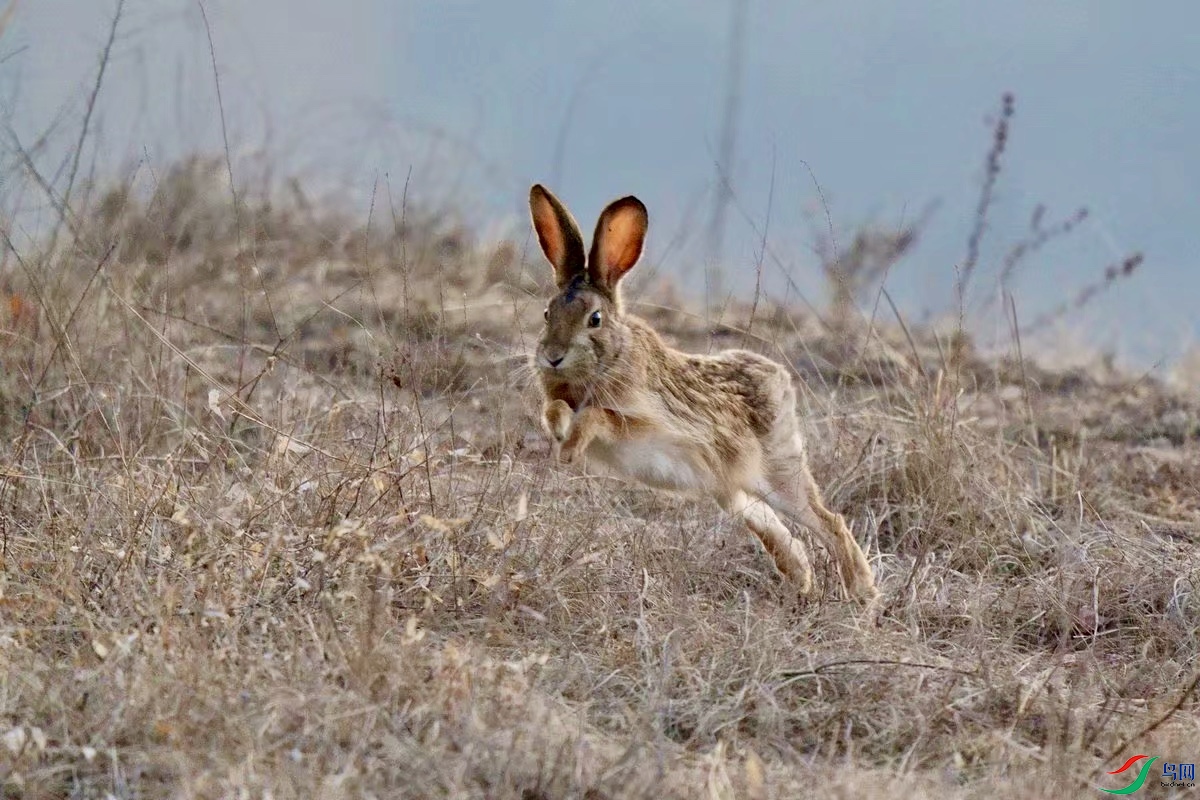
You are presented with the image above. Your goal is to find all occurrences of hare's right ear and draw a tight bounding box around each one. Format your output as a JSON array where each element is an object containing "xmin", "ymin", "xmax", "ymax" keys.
[
  {"xmin": 587, "ymin": 195, "xmax": 648, "ymax": 292},
  {"xmin": 529, "ymin": 184, "xmax": 586, "ymax": 288}
]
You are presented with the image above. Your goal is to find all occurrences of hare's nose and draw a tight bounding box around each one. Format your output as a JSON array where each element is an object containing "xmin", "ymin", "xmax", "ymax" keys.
[{"xmin": 547, "ymin": 356, "xmax": 564, "ymax": 368}]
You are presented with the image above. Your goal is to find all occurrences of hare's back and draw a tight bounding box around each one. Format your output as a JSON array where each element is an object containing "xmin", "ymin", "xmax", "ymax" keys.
[{"xmin": 674, "ymin": 349, "xmax": 795, "ymax": 435}]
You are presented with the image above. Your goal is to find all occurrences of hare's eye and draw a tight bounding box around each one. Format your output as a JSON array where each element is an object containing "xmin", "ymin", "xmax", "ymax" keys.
[
  {"xmin": 588, "ymin": 310, "xmax": 602, "ymax": 328},
  {"xmin": 543, "ymin": 307, "xmax": 549, "ymax": 321}
]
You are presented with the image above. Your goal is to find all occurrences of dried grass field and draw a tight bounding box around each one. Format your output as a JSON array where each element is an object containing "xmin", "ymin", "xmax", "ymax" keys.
[{"xmin": 1, "ymin": 151, "xmax": 1199, "ymax": 799}]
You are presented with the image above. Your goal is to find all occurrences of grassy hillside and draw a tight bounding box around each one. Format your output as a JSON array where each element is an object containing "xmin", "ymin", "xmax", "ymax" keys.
[{"xmin": 1, "ymin": 156, "xmax": 1198, "ymax": 798}]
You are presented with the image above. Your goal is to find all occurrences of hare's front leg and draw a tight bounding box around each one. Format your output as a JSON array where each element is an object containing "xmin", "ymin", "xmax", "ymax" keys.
[
  {"xmin": 542, "ymin": 399, "xmax": 573, "ymax": 443},
  {"xmin": 559, "ymin": 406, "xmax": 611, "ymax": 464}
]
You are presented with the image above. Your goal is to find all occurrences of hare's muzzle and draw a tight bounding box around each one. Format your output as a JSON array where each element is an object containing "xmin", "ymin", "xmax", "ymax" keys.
[{"xmin": 539, "ymin": 350, "xmax": 566, "ymax": 370}]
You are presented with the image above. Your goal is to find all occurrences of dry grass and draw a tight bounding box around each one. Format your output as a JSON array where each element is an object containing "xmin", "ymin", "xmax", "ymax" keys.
[{"xmin": 1, "ymin": 156, "xmax": 1199, "ymax": 800}]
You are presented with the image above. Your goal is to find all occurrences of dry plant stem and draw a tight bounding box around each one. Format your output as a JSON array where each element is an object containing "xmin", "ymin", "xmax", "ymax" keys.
[
  {"xmin": 1025, "ymin": 253, "xmax": 1144, "ymax": 334},
  {"xmin": 6, "ymin": 126, "xmax": 81, "ymax": 240},
  {"xmin": 1005, "ymin": 292, "xmax": 1038, "ymax": 444},
  {"xmin": 741, "ymin": 147, "xmax": 774, "ymax": 344},
  {"xmin": 958, "ymin": 92, "xmax": 1014, "ymax": 306},
  {"xmin": 1097, "ymin": 669, "xmax": 1200, "ymax": 775},
  {"xmin": 197, "ymin": 0, "xmax": 282, "ymax": 419},
  {"xmin": 704, "ymin": 0, "xmax": 749, "ymax": 316},
  {"xmin": 776, "ymin": 658, "xmax": 976, "ymax": 684},
  {"xmin": 51, "ymin": 0, "xmax": 124, "ymax": 254},
  {"xmin": 989, "ymin": 206, "xmax": 1089, "ymax": 307}
]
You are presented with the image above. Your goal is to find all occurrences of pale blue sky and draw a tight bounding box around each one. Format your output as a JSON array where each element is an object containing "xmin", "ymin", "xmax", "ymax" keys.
[{"xmin": 5, "ymin": 1, "xmax": 1196, "ymax": 364}]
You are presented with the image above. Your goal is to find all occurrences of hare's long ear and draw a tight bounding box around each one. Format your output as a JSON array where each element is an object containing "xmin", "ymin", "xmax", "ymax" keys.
[
  {"xmin": 529, "ymin": 184, "xmax": 586, "ymax": 288},
  {"xmin": 588, "ymin": 195, "xmax": 648, "ymax": 293}
]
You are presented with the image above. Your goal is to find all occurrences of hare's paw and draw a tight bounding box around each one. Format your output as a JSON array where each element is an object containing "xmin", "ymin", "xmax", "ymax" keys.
[
  {"xmin": 556, "ymin": 406, "xmax": 607, "ymax": 465},
  {"xmin": 559, "ymin": 421, "xmax": 597, "ymax": 465},
  {"xmin": 543, "ymin": 399, "xmax": 573, "ymax": 443},
  {"xmin": 849, "ymin": 572, "xmax": 881, "ymax": 607},
  {"xmin": 778, "ymin": 539, "xmax": 814, "ymax": 596},
  {"xmin": 558, "ymin": 435, "xmax": 584, "ymax": 464}
]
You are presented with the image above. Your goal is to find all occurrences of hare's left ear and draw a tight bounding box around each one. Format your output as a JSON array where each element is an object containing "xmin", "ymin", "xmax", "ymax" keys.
[
  {"xmin": 529, "ymin": 184, "xmax": 586, "ymax": 288},
  {"xmin": 588, "ymin": 195, "xmax": 647, "ymax": 291}
]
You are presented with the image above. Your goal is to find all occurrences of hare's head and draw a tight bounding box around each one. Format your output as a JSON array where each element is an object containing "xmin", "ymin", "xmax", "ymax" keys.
[{"xmin": 528, "ymin": 184, "xmax": 648, "ymax": 380}]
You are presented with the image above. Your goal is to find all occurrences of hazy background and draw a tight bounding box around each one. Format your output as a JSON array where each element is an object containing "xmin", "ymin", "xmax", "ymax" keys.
[{"xmin": 4, "ymin": 1, "xmax": 1195, "ymax": 365}]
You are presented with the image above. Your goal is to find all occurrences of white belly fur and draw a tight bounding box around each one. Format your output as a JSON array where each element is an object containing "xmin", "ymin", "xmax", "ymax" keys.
[{"xmin": 586, "ymin": 436, "xmax": 709, "ymax": 493}]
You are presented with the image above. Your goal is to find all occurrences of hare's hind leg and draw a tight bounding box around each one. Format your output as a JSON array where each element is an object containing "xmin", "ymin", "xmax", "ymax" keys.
[
  {"xmin": 721, "ymin": 489, "xmax": 814, "ymax": 594},
  {"xmin": 767, "ymin": 438, "xmax": 877, "ymax": 602}
]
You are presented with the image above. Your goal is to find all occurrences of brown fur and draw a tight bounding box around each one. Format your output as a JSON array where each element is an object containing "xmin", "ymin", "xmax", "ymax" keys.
[{"xmin": 528, "ymin": 184, "xmax": 877, "ymax": 602}]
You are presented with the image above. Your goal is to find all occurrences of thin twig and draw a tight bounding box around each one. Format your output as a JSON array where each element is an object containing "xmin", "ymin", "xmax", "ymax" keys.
[
  {"xmin": 798, "ymin": 157, "xmax": 838, "ymax": 315},
  {"xmin": 197, "ymin": 0, "xmax": 238, "ymax": 232},
  {"xmin": 958, "ymin": 92, "xmax": 1014, "ymax": 306},
  {"xmin": 1097, "ymin": 669, "xmax": 1200, "ymax": 776},
  {"xmin": 882, "ymin": 287, "xmax": 927, "ymax": 384},
  {"xmin": 197, "ymin": 0, "xmax": 258, "ymax": 400},
  {"xmin": 1005, "ymin": 292, "xmax": 1037, "ymax": 447},
  {"xmin": 5, "ymin": 124, "xmax": 80, "ymax": 241},
  {"xmin": 743, "ymin": 145, "xmax": 774, "ymax": 343},
  {"xmin": 777, "ymin": 658, "xmax": 976, "ymax": 686},
  {"xmin": 704, "ymin": 0, "xmax": 749, "ymax": 315},
  {"xmin": 53, "ymin": 0, "xmax": 124, "ymax": 254}
]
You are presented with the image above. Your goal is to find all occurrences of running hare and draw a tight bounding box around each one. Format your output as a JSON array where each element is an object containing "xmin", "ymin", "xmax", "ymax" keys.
[{"xmin": 528, "ymin": 184, "xmax": 877, "ymax": 602}]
